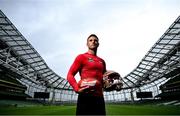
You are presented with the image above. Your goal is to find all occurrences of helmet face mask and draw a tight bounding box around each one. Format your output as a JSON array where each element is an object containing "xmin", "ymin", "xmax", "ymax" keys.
[{"xmin": 103, "ymin": 71, "xmax": 123, "ymax": 92}]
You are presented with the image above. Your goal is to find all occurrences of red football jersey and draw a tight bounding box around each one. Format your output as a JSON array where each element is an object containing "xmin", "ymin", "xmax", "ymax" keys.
[{"xmin": 67, "ymin": 52, "xmax": 106, "ymax": 96}]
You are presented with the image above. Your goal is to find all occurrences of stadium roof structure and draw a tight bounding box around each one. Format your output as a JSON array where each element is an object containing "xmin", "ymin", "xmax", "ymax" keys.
[
  {"xmin": 0, "ymin": 10, "xmax": 71, "ymax": 91},
  {"xmin": 123, "ymin": 16, "xmax": 180, "ymax": 89}
]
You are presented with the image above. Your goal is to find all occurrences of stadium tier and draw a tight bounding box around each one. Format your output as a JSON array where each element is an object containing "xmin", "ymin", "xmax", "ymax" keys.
[
  {"xmin": 0, "ymin": 10, "xmax": 180, "ymax": 103},
  {"xmin": 157, "ymin": 68, "xmax": 180, "ymax": 100}
]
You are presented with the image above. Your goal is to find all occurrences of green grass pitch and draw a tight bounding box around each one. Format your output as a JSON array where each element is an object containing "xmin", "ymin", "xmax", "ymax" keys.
[{"xmin": 0, "ymin": 104, "xmax": 180, "ymax": 115}]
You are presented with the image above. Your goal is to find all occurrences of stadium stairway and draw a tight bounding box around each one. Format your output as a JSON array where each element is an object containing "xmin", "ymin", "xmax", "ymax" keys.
[{"xmin": 157, "ymin": 100, "xmax": 180, "ymax": 106}]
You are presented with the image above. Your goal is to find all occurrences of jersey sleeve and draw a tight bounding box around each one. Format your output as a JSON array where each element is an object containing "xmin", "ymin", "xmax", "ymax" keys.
[
  {"xmin": 102, "ymin": 59, "xmax": 107, "ymax": 74},
  {"xmin": 67, "ymin": 54, "xmax": 82, "ymax": 92}
]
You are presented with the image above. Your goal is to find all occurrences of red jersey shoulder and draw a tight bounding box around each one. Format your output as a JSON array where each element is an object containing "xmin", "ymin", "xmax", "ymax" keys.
[
  {"xmin": 96, "ymin": 56, "xmax": 105, "ymax": 62},
  {"xmin": 75, "ymin": 54, "xmax": 86, "ymax": 61},
  {"xmin": 94, "ymin": 55, "xmax": 105, "ymax": 64}
]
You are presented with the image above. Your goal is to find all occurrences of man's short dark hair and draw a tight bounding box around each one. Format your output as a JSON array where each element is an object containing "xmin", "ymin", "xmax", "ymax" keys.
[{"xmin": 87, "ymin": 34, "xmax": 99, "ymax": 41}]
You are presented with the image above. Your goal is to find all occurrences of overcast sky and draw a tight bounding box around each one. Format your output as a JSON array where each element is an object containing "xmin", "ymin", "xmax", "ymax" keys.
[{"xmin": 0, "ymin": 0, "xmax": 180, "ymax": 80}]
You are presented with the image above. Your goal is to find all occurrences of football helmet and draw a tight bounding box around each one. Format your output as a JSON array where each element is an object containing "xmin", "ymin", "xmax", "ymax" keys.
[{"xmin": 103, "ymin": 70, "xmax": 123, "ymax": 91}]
